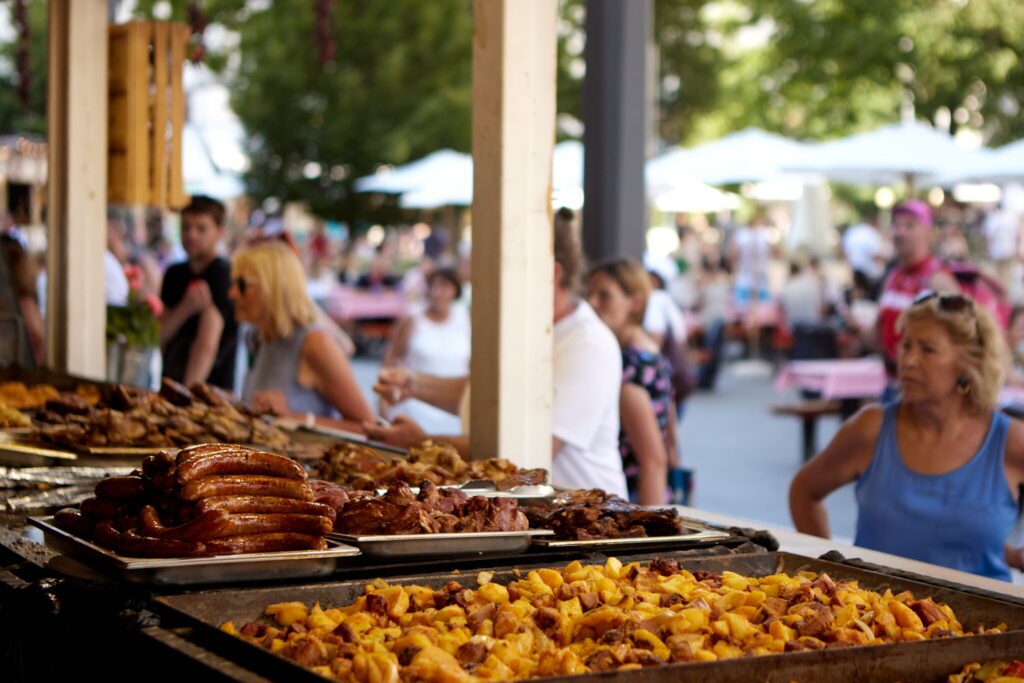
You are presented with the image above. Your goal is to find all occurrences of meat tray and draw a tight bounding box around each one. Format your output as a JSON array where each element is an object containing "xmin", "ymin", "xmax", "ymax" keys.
[
  {"xmin": 328, "ymin": 529, "xmax": 554, "ymax": 559},
  {"xmin": 28, "ymin": 515, "xmax": 361, "ymax": 586},
  {"xmin": 154, "ymin": 550, "xmax": 1024, "ymax": 682}
]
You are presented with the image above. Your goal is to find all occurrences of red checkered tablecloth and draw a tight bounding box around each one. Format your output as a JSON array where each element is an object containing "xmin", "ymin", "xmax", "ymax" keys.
[
  {"xmin": 326, "ymin": 285, "xmax": 407, "ymax": 322},
  {"xmin": 774, "ymin": 358, "xmax": 887, "ymax": 400}
]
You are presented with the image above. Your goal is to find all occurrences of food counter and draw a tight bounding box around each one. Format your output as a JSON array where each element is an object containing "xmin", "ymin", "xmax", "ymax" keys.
[{"xmin": 1, "ymin": 371, "xmax": 1023, "ymax": 682}]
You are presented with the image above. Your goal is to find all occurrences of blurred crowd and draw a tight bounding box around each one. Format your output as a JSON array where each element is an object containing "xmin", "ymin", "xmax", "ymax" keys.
[{"xmin": 4, "ymin": 191, "xmax": 1024, "ymax": 581}]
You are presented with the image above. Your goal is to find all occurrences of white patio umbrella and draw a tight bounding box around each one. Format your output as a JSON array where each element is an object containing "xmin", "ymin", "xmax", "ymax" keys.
[
  {"xmin": 786, "ymin": 179, "xmax": 834, "ymax": 255},
  {"xmin": 934, "ymin": 139, "xmax": 1024, "ymax": 185},
  {"xmin": 653, "ymin": 179, "xmax": 741, "ymax": 214},
  {"xmin": 355, "ymin": 149, "xmax": 472, "ymax": 194},
  {"xmin": 646, "ymin": 128, "xmax": 809, "ymax": 190},
  {"xmin": 781, "ymin": 121, "xmax": 981, "ymax": 189},
  {"xmin": 362, "ymin": 142, "xmax": 586, "ymax": 209}
]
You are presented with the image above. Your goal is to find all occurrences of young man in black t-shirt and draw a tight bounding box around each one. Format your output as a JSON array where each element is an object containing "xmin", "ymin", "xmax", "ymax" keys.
[{"xmin": 159, "ymin": 196, "xmax": 238, "ymax": 390}]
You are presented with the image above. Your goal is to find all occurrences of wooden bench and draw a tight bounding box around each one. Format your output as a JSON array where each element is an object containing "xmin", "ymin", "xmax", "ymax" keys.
[{"xmin": 772, "ymin": 400, "xmax": 844, "ymax": 462}]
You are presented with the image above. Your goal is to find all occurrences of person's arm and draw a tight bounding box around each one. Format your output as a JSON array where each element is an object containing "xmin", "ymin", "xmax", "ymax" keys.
[
  {"xmin": 381, "ymin": 316, "xmax": 414, "ymax": 368},
  {"xmin": 183, "ymin": 306, "xmax": 224, "ymax": 385},
  {"xmin": 301, "ymin": 329, "xmax": 375, "ymax": 422},
  {"xmin": 313, "ymin": 304, "xmax": 355, "ymax": 357},
  {"xmin": 19, "ymin": 296, "xmax": 44, "ymax": 364},
  {"xmin": 665, "ymin": 399, "xmax": 680, "ymax": 469},
  {"xmin": 363, "ymin": 416, "xmax": 469, "ymax": 456},
  {"xmin": 373, "ymin": 367, "xmax": 468, "ymax": 416},
  {"xmin": 620, "ymin": 384, "xmax": 668, "ymax": 506},
  {"xmin": 789, "ymin": 405, "xmax": 883, "ymax": 537},
  {"xmin": 160, "ymin": 280, "xmax": 211, "ymax": 347},
  {"xmin": 1003, "ymin": 420, "xmax": 1024, "ymax": 570}
]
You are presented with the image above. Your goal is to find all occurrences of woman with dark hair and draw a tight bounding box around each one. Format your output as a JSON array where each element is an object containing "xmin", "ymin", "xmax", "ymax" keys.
[
  {"xmin": 381, "ymin": 267, "xmax": 470, "ymax": 433},
  {"xmin": 587, "ymin": 258, "xmax": 674, "ymax": 505}
]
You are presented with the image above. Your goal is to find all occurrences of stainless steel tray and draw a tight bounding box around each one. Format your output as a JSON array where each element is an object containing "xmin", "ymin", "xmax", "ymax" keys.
[
  {"xmin": 329, "ymin": 529, "xmax": 554, "ymax": 559},
  {"xmin": 0, "ymin": 438, "xmax": 77, "ymax": 466},
  {"xmin": 531, "ymin": 527, "xmax": 732, "ymax": 549},
  {"xmin": 28, "ymin": 515, "xmax": 361, "ymax": 586},
  {"xmin": 389, "ymin": 482, "xmax": 556, "ymax": 501},
  {"xmin": 156, "ymin": 551, "xmax": 1024, "ymax": 683}
]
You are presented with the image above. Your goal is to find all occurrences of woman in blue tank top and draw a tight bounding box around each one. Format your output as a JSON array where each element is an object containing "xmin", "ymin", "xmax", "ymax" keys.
[{"xmin": 790, "ymin": 292, "xmax": 1024, "ymax": 581}]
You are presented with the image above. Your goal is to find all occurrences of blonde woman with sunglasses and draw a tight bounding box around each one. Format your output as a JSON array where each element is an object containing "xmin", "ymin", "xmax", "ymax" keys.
[
  {"xmin": 230, "ymin": 241, "xmax": 374, "ymax": 430},
  {"xmin": 790, "ymin": 292, "xmax": 1024, "ymax": 580}
]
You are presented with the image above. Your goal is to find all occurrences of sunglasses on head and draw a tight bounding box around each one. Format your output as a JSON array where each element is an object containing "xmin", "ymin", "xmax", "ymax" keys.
[
  {"xmin": 912, "ymin": 290, "xmax": 981, "ymax": 340},
  {"xmin": 912, "ymin": 290, "xmax": 974, "ymax": 313}
]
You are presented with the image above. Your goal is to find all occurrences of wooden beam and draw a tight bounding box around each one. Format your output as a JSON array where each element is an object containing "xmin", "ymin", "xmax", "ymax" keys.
[
  {"xmin": 46, "ymin": 0, "xmax": 109, "ymax": 378},
  {"xmin": 469, "ymin": 0, "xmax": 557, "ymax": 468}
]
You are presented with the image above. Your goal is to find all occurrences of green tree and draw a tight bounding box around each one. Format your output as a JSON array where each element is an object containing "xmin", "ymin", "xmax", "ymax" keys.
[
  {"xmin": 737, "ymin": 0, "xmax": 1024, "ymax": 143},
  {"xmin": 0, "ymin": 0, "xmax": 48, "ymax": 136}
]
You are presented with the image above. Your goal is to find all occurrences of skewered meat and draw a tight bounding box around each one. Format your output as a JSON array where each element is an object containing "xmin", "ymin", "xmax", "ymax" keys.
[{"xmin": 33, "ymin": 383, "xmax": 292, "ymax": 450}]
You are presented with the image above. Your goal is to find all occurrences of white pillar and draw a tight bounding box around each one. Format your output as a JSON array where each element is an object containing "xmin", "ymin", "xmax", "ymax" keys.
[
  {"xmin": 46, "ymin": 0, "xmax": 108, "ymax": 377},
  {"xmin": 469, "ymin": 0, "xmax": 557, "ymax": 468}
]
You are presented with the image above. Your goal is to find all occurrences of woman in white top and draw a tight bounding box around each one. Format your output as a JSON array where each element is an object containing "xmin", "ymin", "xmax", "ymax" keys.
[{"xmin": 381, "ymin": 267, "xmax": 470, "ymax": 433}]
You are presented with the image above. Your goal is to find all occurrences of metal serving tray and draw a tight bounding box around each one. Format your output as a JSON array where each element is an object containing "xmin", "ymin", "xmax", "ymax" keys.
[
  {"xmin": 389, "ymin": 482, "xmax": 556, "ymax": 502},
  {"xmin": 531, "ymin": 527, "xmax": 732, "ymax": 549},
  {"xmin": 0, "ymin": 438, "xmax": 77, "ymax": 466},
  {"xmin": 329, "ymin": 529, "xmax": 554, "ymax": 559},
  {"xmin": 155, "ymin": 551, "xmax": 1024, "ymax": 683},
  {"xmin": 28, "ymin": 515, "xmax": 361, "ymax": 586}
]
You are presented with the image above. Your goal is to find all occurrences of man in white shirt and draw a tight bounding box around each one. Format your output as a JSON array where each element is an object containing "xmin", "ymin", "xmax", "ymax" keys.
[
  {"xmin": 842, "ymin": 217, "xmax": 884, "ymax": 282},
  {"xmin": 984, "ymin": 204, "xmax": 1022, "ymax": 292},
  {"xmin": 365, "ymin": 216, "xmax": 627, "ymax": 496}
]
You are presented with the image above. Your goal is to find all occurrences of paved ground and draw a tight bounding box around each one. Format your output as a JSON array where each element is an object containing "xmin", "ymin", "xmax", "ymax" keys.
[{"xmin": 351, "ymin": 356, "xmax": 858, "ymax": 540}]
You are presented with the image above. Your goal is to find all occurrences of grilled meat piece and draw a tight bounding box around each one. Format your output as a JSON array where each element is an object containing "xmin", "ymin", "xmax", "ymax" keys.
[
  {"xmin": 523, "ymin": 489, "xmax": 687, "ymax": 540},
  {"xmin": 332, "ymin": 480, "xmax": 530, "ymax": 536}
]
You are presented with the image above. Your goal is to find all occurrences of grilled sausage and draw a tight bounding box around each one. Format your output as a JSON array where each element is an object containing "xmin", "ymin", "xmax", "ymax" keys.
[
  {"xmin": 180, "ymin": 475, "xmax": 313, "ymax": 501},
  {"xmin": 54, "ymin": 508, "xmax": 96, "ymax": 538},
  {"xmin": 117, "ymin": 529, "xmax": 208, "ymax": 557},
  {"xmin": 197, "ymin": 495, "xmax": 336, "ymax": 520},
  {"xmin": 204, "ymin": 532, "xmax": 328, "ymax": 555},
  {"xmin": 142, "ymin": 450, "xmax": 176, "ymax": 475},
  {"xmin": 138, "ymin": 505, "xmax": 231, "ymax": 541},
  {"xmin": 176, "ymin": 450, "xmax": 305, "ymax": 484},
  {"xmin": 79, "ymin": 496, "xmax": 128, "ymax": 520},
  {"xmin": 92, "ymin": 519, "xmax": 123, "ymax": 549},
  {"xmin": 95, "ymin": 476, "xmax": 146, "ymax": 500},
  {"xmin": 212, "ymin": 513, "xmax": 333, "ymax": 538},
  {"xmin": 176, "ymin": 443, "xmax": 253, "ymax": 466}
]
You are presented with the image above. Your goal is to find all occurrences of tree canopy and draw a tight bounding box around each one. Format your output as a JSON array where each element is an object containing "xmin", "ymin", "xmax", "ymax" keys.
[{"xmin": 1, "ymin": 0, "xmax": 1022, "ymax": 221}]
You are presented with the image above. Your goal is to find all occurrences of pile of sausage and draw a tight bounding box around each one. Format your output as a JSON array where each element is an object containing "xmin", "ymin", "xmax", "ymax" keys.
[{"xmin": 52, "ymin": 444, "xmax": 336, "ymax": 557}]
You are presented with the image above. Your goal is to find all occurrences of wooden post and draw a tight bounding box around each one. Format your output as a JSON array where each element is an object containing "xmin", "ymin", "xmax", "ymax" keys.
[
  {"xmin": 469, "ymin": 0, "xmax": 557, "ymax": 469},
  {"xmin": 46, "ymin": 0, "xmax": 109, "ymax": 377}
]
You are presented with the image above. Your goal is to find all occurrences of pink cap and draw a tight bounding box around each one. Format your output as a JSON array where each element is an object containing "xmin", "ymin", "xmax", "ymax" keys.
[{"xmin": 892, "ymin": 199, "xmax": 932, "ymax": 229}]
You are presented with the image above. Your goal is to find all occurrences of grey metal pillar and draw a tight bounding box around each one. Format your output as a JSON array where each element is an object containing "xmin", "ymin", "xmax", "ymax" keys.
[{"xmin": 581, "ymin": 0, "xmax": 650, "ymax": 262}]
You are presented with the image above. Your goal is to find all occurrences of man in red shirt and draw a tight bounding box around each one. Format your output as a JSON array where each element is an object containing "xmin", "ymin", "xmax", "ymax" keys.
[{"xmin": 877, "ymin": 199, "xmax": 960, "ymax": 377}]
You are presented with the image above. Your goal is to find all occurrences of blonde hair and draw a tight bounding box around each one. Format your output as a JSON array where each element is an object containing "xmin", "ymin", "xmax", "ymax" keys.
[
  {"xmin": 233, "ymin": 241, "xmax": 317, "ymax": 340},
  {"xmin": 898, "ymin": 296, "xmax": 1007, "ymax": 413},
  {"xmin": 588, "ymin": 257, "xmax": 651, "ymax": 326}
]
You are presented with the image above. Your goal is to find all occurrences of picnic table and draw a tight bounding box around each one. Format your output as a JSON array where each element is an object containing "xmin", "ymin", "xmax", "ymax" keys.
[
  {"xmin": 774, "ymin": 357, "xmax": 887, "ymax": 400},
  {"xmin": 773, "ymin": 357, "xmax": 887, "ymax": 461},
  {"xmin": 325, "ymin": 284, "xmax": 407, "ymax": 356}
]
